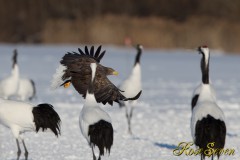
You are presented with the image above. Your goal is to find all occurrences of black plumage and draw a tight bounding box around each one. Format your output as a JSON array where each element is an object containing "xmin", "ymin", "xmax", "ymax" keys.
[
  {"xmin": 12, "ymin": 49, "xmax": 18, "ymax": 68},
  {"xmin": 191, "ymin": 94, "xmax": 199, "ymax": 110},
  {"xmin": 198, "ymin": 46, "xmax": 210, "ymax": 84},
  {"xmin": 134, "ymin": 44, "xmax": 143, "ymax": 66},
  {"xmin": 88, "ymin": 120, "xmax": 113, "ymax": 156},
  {"xmin": 195, "ymin": 115, "xmax": 226, "ymax": 159},
  {"xmin": 32, "ymin": 103, "xmax": 61, "ymax": 136}
]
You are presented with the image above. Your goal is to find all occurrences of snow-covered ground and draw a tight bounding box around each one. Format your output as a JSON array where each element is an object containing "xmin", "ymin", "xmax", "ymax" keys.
[{"xmin": 0, "ymin": 44, "xmax": 239, "ymax": 160}]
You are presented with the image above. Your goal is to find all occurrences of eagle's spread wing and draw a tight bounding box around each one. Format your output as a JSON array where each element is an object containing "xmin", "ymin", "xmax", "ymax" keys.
[
  {"xmin": 60, "ymin": 46, "xmax": 105, "ymax": 80},
  {"xmin": 56, "ymin": 45, "xmax": 142, "ymax": 105},
  {"xmin": 94, "ymin": 76, "xmax": 142, "ymax": 105},
  {"xmin": 69, "ymin": 66, "xmax": 142, "ymax": 105}
]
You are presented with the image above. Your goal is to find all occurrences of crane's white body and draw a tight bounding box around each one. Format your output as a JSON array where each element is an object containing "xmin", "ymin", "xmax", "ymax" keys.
[
  {"xmin": 119, "ymin": 63, "xmax": 142, "ymax": 105},
  {"xmin": 79, "ymin": 94, "xmax": 112, "ymax": 143},
  {"xmin": 191, "ymin": 82, "xmax": 216, "ymax": 108},
  {"xmin": 191, "ymin": 84, "xmax": 225, "ymax": 141},
  {"xmin": 0, "ymin": 99, "xmax": 35, "ymax": 139},
  {"xmin": 0, "ymin": 64, "xmax": 20, "ymax": 99},
  {"xmin": 0, "ymin": 97, "xmax": 61, "ymax": 160},
  {"xmin": 17, "ymin": 78, "xmax": 35, "ymax": 101}
]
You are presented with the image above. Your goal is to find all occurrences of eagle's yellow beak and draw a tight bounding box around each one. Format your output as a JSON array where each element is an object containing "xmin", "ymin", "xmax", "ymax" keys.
[
  {"xmin": 113, "ymin": 71, "xmax": 119, "ymax": 76},
  {"xmin": 64, "ymin": 81, "xmax": 71, "ymax": 88}
]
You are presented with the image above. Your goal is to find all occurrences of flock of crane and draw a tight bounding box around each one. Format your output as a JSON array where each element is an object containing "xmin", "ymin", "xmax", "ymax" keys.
[
  {"xmin": 0, "ymin": 45, "xmax": 142, "ymax": 160},
  {"xmin": 0, "ymin": 45, "xmax": 227, "ymax": 160}
]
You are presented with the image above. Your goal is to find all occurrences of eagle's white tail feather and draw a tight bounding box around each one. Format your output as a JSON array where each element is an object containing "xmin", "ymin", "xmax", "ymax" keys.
[{"xmin": 51, "ymin": 65, "xmax": 67, "ymax": 89}]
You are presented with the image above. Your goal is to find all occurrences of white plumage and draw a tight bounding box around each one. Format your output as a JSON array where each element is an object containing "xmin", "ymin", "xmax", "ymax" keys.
[
  {"xmin": 0, "ymin": 98, "xmax": 61, "ymax": 160},
  {"xmin": 51, "ymin": 64, "xmax": 68, "ymax": 89},
  {"xmin": 191, "ymin": 84, "xmax": 225, "ymax": 140},
  {"xmin": 120, "ymin": 63, "xmax": 142, "ymax": 99},
  {"xmin": 191, "ymin": 83, "xmax": 216, "ymax": 110},
  {"xmin": 119, "ymin": 44, "xmax": 143, "ymax": 134},
  {"xmin": 79, "ymin": 63, "xmax": 113, "ymax": 160},
  {"xmin": 0, "ymin": 99, "xmax": 35, "ymax": 133},
  {"xmin": 16, "ymin": 78, "xmax": 36, "ymax": 101},
  {"xmin": 80, "ymin": 95, "xmax": 112, "ymax": 143},
  {"xmin": 0, "ymin": 50, "xmax": 19, "ymax": 99}
]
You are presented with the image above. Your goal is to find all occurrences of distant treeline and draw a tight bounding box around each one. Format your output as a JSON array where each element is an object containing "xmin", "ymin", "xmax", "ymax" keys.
[{"xmin": 1, "ymin": 0, "xmax": 240, "ymax": 52}]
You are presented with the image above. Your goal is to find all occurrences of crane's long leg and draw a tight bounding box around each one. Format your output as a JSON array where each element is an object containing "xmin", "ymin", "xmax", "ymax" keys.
[
  {"xmin": 125, "ymin": 106, "xmax": 133, "ymax": 134},
  {"xmin": 22, "ymin": 140, "xmax": 28, "ymax": 160},
  {"xmin": 91, "ymin": 146, "xmax": 96, "ymax": 160},
  {"xmin": 16, "ymin": 139, "xmax": 21, "ymax": 160},
  {"xmin": 125, "ymin": 106, "xmax": 132, "ymax": 134},
  {"xmin": 129, "ymin": 106, "xmax": 134, "ymax": 121},
  {"xmin": 128, "ymin": 106, "xmax": 134, "ymax": 135}
]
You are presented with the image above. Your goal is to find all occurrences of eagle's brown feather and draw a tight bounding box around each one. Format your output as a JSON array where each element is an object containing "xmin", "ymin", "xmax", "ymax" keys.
[{"xmin": 59, "ymin": 46, "xmax": 142, "ymax": 105}]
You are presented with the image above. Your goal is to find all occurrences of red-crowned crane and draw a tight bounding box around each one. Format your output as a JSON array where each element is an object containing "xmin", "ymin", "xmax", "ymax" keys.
[
  {"xmin": 119, "ymin": 44, "xmax": 143, "ymax": 134},
  {"xmin": 191, "ymin": 46, "xmax": 226, "ymax": 160},
  {"xmin": 79, "ymin": 63, "xmax": 113, "ymax": 160}
]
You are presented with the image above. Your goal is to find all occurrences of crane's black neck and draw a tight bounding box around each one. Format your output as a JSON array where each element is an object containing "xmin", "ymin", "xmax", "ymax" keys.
[
  {"xmin": 201, "ymin": 53, "xmax": 210, "ymax": 84},
  {"xmin": 134, "ymin": 48, "xmax": 142, "ymax": 66},
  {"xmin": 12, "ymin": 49, "xmax": 17, "ymax": 68}
]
